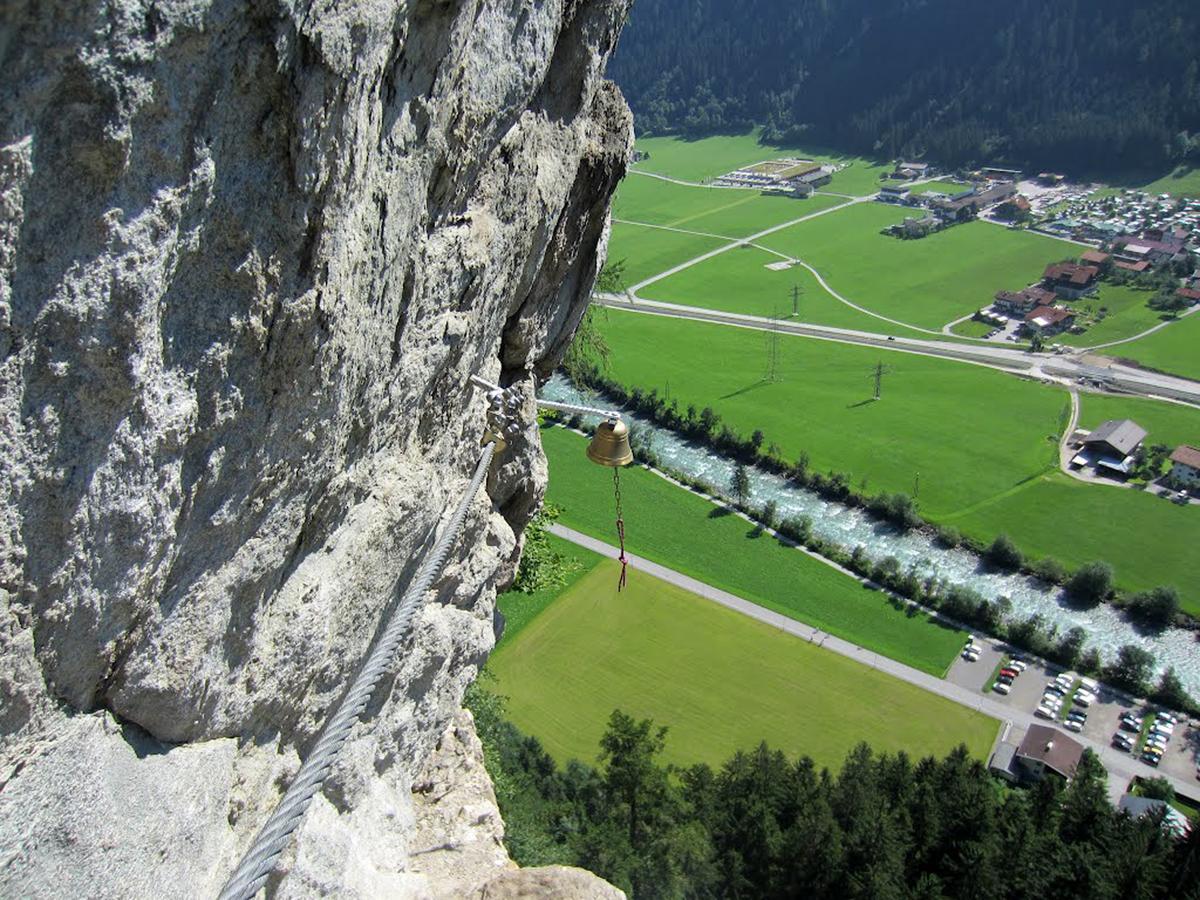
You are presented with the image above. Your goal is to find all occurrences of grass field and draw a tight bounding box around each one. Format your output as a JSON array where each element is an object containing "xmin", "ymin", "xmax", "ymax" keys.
[
  {"xmin": 744, "ymin": 205, "xmax": 1079, "ymax": 330},
  {"xmin": 542, "ymin": 426, "xmax": 967, "ymax": 675},
  {"xmin": 1076, "ymin": 393, "xmax": 1200, "ymax": 451},
  {"xmin": 488, "ymin": 548, "xmax": 998, "ymax": 770},
  {"xmin": 638, "ymin": 242, "xmax": 937, "ymax": 338},
  {"xmin": 585, "ymin": 310, "xmax": 1200, "ymax": 612},
  {"xmin": 949, "ymin": 319, "xmax": 995, "ymax": 338},
  {"xmin": 630, "ymin": 131, "xmax": 891, "ymax": 197},
  {"xmin": 591, "ymin": 309, "xmax": 1065, "ymax": 519},
  {"xmin": 1056, "ymin": 285, "xmax": 1170, "ymax": 348},
  {"xmin": 496, "ymin": 534, "xmax": 600, "ymax": 646},
  {"xmin": 1100, "ymin": 310, "xmax": 1200, "ymax": 380},
  {"xmin": 606, "ymin": 222, "xmax": 728, "ymax": 287},
  {"xmin": 614, "ymin": 174, "xmax": 844, "ymax": 238}
]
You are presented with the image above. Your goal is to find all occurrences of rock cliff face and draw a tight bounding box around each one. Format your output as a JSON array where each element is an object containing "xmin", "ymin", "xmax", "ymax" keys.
[{"xmin": 0, "ymin": 0, "xmax": 631, "ymax": 895}]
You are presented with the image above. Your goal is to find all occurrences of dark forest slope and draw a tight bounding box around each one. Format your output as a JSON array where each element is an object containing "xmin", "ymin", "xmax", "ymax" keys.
[{"xmin": 609, "ymin": 0, "xmax": 1200, "ymax": 177}]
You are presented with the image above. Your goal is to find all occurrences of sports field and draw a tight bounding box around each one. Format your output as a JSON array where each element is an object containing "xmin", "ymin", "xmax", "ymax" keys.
[
  {"xmin": 741, "ymin": 205, "xmax": 1081, "ymax": 330},
  {"xmin": 630, "ymin": 131, "xmax": 891, "ymax": 197},
  {"xmin": 1100, "ymin": 310, "xmax": 1200, "ymax": 380},
  {"xmin": 541, "ymin": 426, "xmax": 967, "ymax": 675},
  {"xmin": 488, "ymin": 547, "xmax": 998, "ymax": 770},
  {"xmin": 1056, "ymin": 284, "xmax": 1170, "ymax": 348}
]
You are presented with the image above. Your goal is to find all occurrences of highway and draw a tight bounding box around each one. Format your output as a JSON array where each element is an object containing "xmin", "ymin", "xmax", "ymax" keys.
[{"xmin": 593, "ymin": 292, "xmax": 1200, "ymax": 406}]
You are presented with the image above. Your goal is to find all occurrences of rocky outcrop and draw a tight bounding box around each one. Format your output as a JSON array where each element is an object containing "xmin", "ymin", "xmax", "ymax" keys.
[{"xmin": 0, "ymin": 0, "xmax": 631, "ymax": 895}]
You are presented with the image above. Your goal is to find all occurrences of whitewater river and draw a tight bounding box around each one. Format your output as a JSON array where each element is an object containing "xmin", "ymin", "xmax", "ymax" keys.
[{"xmin": 542, "ymin": 374, "xmax": 1200, "ymax": 696}]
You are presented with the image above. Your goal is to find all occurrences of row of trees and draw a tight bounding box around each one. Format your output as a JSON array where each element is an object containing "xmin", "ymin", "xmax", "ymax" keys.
[
  {"xmin": 609, "ymin": 0, "xmax": 1200, "ymax": 179},
  {"xmin": 468, "ymin": 690, "xmax": 1200, "ymax": 898}
]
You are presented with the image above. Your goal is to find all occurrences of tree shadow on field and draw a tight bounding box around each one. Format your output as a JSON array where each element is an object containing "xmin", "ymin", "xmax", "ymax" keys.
[
  {"xmin": 708, "ymin": 506, "xmax": 732, "ymax": 518},
  {"xmin": 846, "ymin": 398, "xmax": 876, "ymax": 409}
]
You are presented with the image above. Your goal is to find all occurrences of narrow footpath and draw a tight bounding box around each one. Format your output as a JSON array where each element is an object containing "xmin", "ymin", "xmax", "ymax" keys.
[{"xmin": 548, "ymin": 523, "xmax": 1197, "ymax": 800}]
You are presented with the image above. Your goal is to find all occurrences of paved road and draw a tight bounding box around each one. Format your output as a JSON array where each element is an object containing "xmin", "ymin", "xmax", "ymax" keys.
[
  {"xmin": 548, "ymin": 523, "xmax": 1199, "ymax": 800},
  {"xmin": 593, "ymin": 292, "xmax": 1200, "ymax": 406}
]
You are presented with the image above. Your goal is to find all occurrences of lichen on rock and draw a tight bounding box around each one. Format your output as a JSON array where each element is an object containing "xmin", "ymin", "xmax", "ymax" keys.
[{"xmin": 0, "ymin": 0, "xmax": 632, "ymax": 895}]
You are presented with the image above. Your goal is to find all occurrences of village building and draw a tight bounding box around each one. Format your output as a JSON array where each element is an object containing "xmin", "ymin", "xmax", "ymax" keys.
[
  {"xmin": 900, "ymin": 215, "xmax": 938, "ymax": 237},
  {"xmin": 1023, "ymin": 305, "xmax": 1075, "ymax": 336},
  {"xmin": 932, "ymin": 182, "xmax": 1016, "ymax": 222},
  {"xmin": 1042, "ymin": 262, "xmax": 1099, "ymax": 299},
  {"xmin": 1072, "ymin": 418, "xmax": 1147, "ymax": 475},
  {"xmin": 1080, "ymin": 249, "xmax": 1110, "ymax": 267},
  {"xmin": 1168, "ymin": 445, "xmax": 1200, "ymax": 489},
  {"xmin": 994, "ymin": 195, "xmax": 1031, "ymax": 221},
  {"xmin": 991, "ymin": 725, "xmax": 1084, "ymax": 784},
  {"xmin": 878, "ymin": 183, "xmax": 910, "ymax": 204},
  {"xmin": 1177, "ymin": 287, "xmax": 1200, "ymax": 305},
  {"xmin": 893, "ymin": 161, "xmax": 930, "ymax": 180},
  {"xmin": 993, "ymin": 285, "xmax": 1056, "ymax": 315},
  {"xmin": 1111, "ymin": 233, "xmax": 1187, "ymax": 267}
]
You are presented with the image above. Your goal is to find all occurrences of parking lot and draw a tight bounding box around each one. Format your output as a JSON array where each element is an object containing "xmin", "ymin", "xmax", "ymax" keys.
[{"xmin": 948, "ymin": 636, "xmax": 1200, "ymax": 787}]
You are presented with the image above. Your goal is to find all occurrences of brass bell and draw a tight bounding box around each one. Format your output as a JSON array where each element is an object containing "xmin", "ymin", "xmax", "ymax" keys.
[{"xmin": 586, "ymin": 418, "xmax": 633, "ymax": 467}]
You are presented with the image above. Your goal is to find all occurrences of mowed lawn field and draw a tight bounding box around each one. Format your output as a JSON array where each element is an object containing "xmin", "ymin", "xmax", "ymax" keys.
[
  {"xmin": 586, "ymin": 310, "xmax": 1200, "ymax": 612},
  {"xmin": 630, "ymin": 131, "xmax": 892, "ymax": 197},
  {"xmin": 1100, "ymin": 310, "xmax": 1200, "ymax": 380},
  {"xmin": 489, "ymin": 550, "xmax": 998, "ymax": 770},
  {"xmin": 541, "ymin": 427, "xmax": 967, "ymax": 675},
  {"xmin": 739, "ymin": 205, "xmax": 1081, "ymax": 330},
  {"xmin": 613, "ymin": 174, "xmax": 845, "ymax": 239}
]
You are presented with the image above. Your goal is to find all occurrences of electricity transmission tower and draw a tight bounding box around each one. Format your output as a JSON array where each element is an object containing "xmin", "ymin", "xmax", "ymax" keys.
[
  {"xmin": 869, "ymin": 360, "xmax": 893, "ymax": 399},
  {"xmin": 790, "ymin": 283, "xmax": 804, "ymax": 317},
  {"xmin": 764, "ymin": 308, "xmax": 782, "ymax": 383}
]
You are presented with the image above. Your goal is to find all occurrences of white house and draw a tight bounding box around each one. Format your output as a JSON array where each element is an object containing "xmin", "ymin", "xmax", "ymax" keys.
[{"xmin": 1168, "ymin": 445, "xmax": 1200, "ymax": 489}]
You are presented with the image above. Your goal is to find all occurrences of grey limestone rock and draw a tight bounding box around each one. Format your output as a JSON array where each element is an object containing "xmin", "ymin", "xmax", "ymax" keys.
[{"xmin": 0, "ymin": 0, "xmax": 632, "ymax": 895}]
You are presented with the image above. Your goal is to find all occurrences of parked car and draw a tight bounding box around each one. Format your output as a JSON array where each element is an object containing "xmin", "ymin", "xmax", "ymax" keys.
[
  {"xmin": 1079, "ymin": 677, "xmax": 1100, "ymax": 693},
  {"xmin": 1064, "ymin": 719, "xmax": 1083, "ymax": 733},
  {"xmin": 998, "ymin": 673, "xmax": 1015, "ymax": 685},
  {"xmin": 1150, "ymin": 724, "xmax": 1174, "ymax": 738},
  {"xmin": 962, "ymin": 647, "xmax": 981, "ymax": 661},
  {"xmin": 1009, "ymin": 659, "xmax": 1028, "ymax": 672},
  {"xmin": 993, "ymin": 682, "xmax": 1012, "ymax": 695},
  {"xmin": 1142, "ymin": 753, "xmax": 1162, "ymax": 767},
  {"xmin": 1054, "ymin": 673, "xmax": 1074, "ymax": 688},
  {"xmin": 1035, "ymin": 706, "xmax": 1057, "ymax": 720},
  {"xmin": 1066, "ymin": 709, "xmax": 1087, "ymax": 722},
  {"xmin": 1000, "ymin": 667, "xmax": 1019, "ymax": 678},
  {"xmin": 1157, "ymin": 711, "xmax": 1179, "ymax": 725},
  {"xmin": 1044, "ymin": 684, "xmax": 1067, "ymax": 697},
  {"xmin": 1073, "ymin": 694, "xmax": 1093, "ymax": 708},
  {"xmin": 1113, "ymin": 734, "xmax": 1135, "ymax": 751}
]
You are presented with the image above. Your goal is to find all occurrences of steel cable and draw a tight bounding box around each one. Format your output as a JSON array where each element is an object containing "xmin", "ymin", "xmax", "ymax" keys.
[{"xmin": 218, "ymin": 441, "xmax": 496, "ymax": 900}]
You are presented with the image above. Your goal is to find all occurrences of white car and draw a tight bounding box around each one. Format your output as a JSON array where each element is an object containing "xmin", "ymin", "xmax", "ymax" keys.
[
  {"xmin": 1157, "ymin": 712, "xmax": 1179, "ymax": 725},
  {"xmin": 1073, "ymin": 694, "xmax": 1093, "ymax": 708},
  {"xmin": 1064, "ymin": 719, "xmax": 1083, "ymax": 733},
  {"xmin": 1009, "ymin": 660, "xmax": 1028, "ymax": 671},
  {"xmin": 1055, "ymin": 673, "xmax": 1074, "ymax": 686},
  {"xmin": 1035, "ymin": 705, "xmax": 1057, "ymax": 719},
  {"xmin": 993, "ymin": 682, "xmax": 1012, "ymax": 695}
]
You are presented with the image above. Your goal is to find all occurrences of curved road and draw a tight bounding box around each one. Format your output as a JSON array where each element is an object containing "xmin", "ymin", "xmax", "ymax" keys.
[{"xmin": 549, "ymin": 523, "xmax": 1198, "ymax": 801}]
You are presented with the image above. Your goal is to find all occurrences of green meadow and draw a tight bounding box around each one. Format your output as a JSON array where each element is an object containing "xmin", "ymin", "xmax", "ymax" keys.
[
  {"xmin": 1057, "ymin": 284, "xmax": 1171, "ymax": 348},
  {"xmin": 606, "ymin": 222, "xmax": 728, "ymax": 287},
  {"xmin": 540, "ymin": 426, "xmax": 968, "ymax": 675},
  {"xmin": 489, "ymin": 548, "xmax": 998, "ymax": 770},
  {"xmin": 1076, "ymin": 392, "xmax": 1200, "ymax": 451},
  {"xmin": 1100, "ymin": 310, "xmax": 1200, "ymax": 381},
  {"xmin": 747, "ymin": 205, "xmax": 1081, "ymax": 330}
]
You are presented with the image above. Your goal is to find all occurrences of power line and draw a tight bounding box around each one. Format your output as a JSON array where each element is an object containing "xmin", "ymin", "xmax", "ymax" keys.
[{"xmin": 869, "ymin": 360, "xmax": 894, "ymax": 399}]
